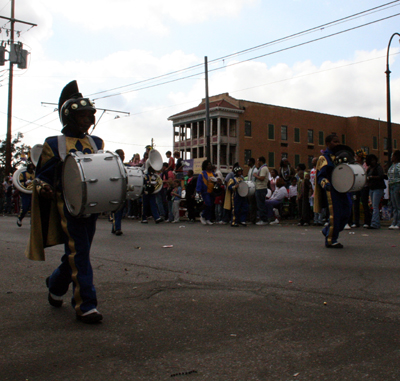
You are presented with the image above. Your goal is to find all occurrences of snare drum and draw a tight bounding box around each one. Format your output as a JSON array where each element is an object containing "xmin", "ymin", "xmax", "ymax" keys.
[
  {"xmin": 237, "ymin": 181, "xmax": 256, "ymax": 197},
  {"xmin": 125, "ymin": 167, "xmax": 144, "ymax": 200},
  {"xmin": 331, "ymin": 163, "xmax": 366, "ymax": 193},
  {"xmin": 63, "ymin": 151, "xmax": 127, "ymax": 217}
]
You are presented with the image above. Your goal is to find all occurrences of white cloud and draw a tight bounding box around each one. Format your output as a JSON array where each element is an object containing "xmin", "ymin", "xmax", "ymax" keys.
[
  {"xmin": 201, "ymin": 48, "xmax": 400, "ymax": 123},
  {"xmin": 37, "ymin": 0, "xmax": 258, "ymax": 34}
]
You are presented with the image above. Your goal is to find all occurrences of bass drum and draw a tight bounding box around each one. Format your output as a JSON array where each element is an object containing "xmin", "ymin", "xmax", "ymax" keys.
[
  {"xmin": 126, "ymin": 167, "xmax": 144, "ymax": 200},
  {"xmin": 331, "ymin": 163, "xmax": 366, "ymax": 193},
  {"xmin": 63, "ymin": 151, "xmax": 127, "ymax": 217},
  {"xmin": 237, "ymin": 181, "xmax": 255, "ymax": 197}
]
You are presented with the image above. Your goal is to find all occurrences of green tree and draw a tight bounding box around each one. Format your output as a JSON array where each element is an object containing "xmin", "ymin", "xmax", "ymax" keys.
[{"xmin": 0, "ymin": 132, "xmax": 31, "ymax": 181}]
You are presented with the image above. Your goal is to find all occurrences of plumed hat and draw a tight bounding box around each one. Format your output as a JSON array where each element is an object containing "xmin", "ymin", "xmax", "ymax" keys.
[
  {"xmin": 58, "ymin": 80, "xmax": 96, "ymax": 130},
  {"xmin": 331, "ymin": 145, "xmax": 355, "ymax": 165}
]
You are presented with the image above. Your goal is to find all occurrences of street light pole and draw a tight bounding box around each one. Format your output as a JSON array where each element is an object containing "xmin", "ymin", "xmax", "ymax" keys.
[{"xmin": 385, "ymin": 32, "xmax": 400, "ymax": 167}]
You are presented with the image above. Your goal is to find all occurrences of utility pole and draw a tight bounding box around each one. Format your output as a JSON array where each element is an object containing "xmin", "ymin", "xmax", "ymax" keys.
[{"xmin": 0, "ymin": 0, "xmax": 37, "ymax": 175}]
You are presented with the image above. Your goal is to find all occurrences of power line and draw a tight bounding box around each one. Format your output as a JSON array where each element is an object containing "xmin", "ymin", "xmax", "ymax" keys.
[
  {"xmin": 89, "ymin": 0, "xmax": 400, "ymax": 99},
  {"xmin": 93, "ymin": 11, "xmax": 400, "ymax": 101}
]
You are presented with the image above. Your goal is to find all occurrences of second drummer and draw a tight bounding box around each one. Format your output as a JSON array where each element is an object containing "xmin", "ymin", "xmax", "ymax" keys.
[{"xmin": 314, "ymin": 134, "xmax": 352, "ymax": 248}]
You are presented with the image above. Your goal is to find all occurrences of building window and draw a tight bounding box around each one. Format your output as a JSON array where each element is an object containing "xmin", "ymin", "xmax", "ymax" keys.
[
  {"xmin": 384, "ymin": 137, "xmax": 388, "ymax": 150},
  {"xmin": 199, "ymin": 121, "xmax": 204, "ymax": 137},
  {"xmin": 342, "ymin": 134, "xmax": 346, "ymax": 144},
  {"xmin": 281, "ymin": 152, "xmax": 288, "ymax": 160},
  {"xmin": 308, "ymin": 129, "xmax": 314, "ymax": 144},
  {"xmin": 373, "ymin": 136, "xmax": 378, "ymax": 150},
  {"xmin": 192, "ymin": 122, "xmax": 198, "ymax": 138},
  {"xmin": 212, "ymin": 118, "xmax": 218, "ymax": 136},
  {"xmin": 244, "ymin": 149, "xmax": 252, "ymax": 164},
  {"xmin": 229, "ymin": 119, "xmax": 237, "ymax": 137},
  {"xmin": 268, "ymin": 152, "xmax": 275, "ymax": 168},
  {"xmin": 199, "ymin": 146, "xmax": 204, "ymax": 158},
  {"xmin": 294, "ymin": 154, "xmax": 300, "ymax": 167},
  {"xmin": 245, "ymin": 121, "xmax": 252, "ymax": 137},
  {"xmin": 294, "ymin": 128, "xmax": 300, "ymax": 143},
  {"xmin": 268, "ymin": 124, "xmax": 275, "ymax": 140},
  {"xmin": 308, "ymin": 155, "xmax": 314, "ymax": 169},
  {"xmin": 318, "ymin": 131, "xmax": 324, "ymax": 146},
  {"xmin": 281, "ymin": 125, "xmax": 288, "ymax": 141}
]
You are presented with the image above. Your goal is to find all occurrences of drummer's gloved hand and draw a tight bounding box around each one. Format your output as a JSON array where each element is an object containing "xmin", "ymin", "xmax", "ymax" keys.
[
  {"xmin": 324, "ymin": 182, "xmax": 331, "ymax": 192},
  {"xmin": 39, "ymin": 184, "xmax": 54, "ymax": 199}
]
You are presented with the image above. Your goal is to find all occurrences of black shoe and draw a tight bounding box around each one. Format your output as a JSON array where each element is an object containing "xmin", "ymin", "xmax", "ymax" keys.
[
  {"xmin": 115, "ymin": 230, "xmax": 123, "ymax": 236},
  {"xmin": 231, "ymin": 223, "xmax": 239, "ymax": 227},
  {"xmin": 16, "ymin": 218, "xmax": 22, "ymax": 227},
  {"xmin": 141, "ymin": 220, "xmax": 148, "ymax": 224},
  {"xmin": 367, "ymin": 226, "xmax": 379, "ymax": 230},
  {"xmin": 155, "ymin": 218, "xmax": 163, "ymax": 224},
  {"xmin": 111, "ymin": 230, "xmax": 116, "ymax": 234},
  {"xmin": 76, "ymin": 311, "xmax": 103, "ymax": 324},
  {"xmin": 240, "ymin": 222, "xmax": 247, "ymax": 227},
  {"xmin": 46, "ymin": 277, "xmax": 63, "ymax": 308},
  {"xmin": 327, "ymin": 242, "xmax": 344, "ymax": 249}
]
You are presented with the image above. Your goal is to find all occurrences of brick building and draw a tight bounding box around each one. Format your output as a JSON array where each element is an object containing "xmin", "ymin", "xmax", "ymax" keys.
[{"xmin": 168, "ymin": 93, "xmax": 399, "ymax": 174}]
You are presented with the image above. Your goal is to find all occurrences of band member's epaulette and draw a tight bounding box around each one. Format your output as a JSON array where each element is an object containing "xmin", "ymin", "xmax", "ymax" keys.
[
  {"xmin": 316, "ymin": 156, "xmax": 328, "ymax": 171},
  {"xmin": 227, "ymin": 178, "xmax": 235, "ymax": 188}
]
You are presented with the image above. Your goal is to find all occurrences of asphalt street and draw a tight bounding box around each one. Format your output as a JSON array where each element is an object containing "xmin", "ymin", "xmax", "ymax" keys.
[{"xmin": 1, "ymin": 215, "xmax": 400, "ymax": 381}]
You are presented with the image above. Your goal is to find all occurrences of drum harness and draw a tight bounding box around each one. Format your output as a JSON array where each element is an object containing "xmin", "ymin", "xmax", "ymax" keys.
[{"xmin": 57, "ymin": 135, "xmax": 98, "ymax": 161}]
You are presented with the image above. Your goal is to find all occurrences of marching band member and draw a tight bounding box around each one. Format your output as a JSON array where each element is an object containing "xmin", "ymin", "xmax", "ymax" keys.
[
  {"xmin": 25, "ymin": 80, "xmax": 104, "ymax": 324},
  {"xmin": 141, "ymin": 164, "xmax": 163, "ymax": 224},
  {"xmin": 16, "ymin": 162, "xmax": 35, "ymax": 227},
  {"xmin": 111, "ymin": 149, "xmax": 125, "ymax": 236},
  {"xmin": 314, "ymin": 134, "xmax": 352, "ymax": 248},
  {"xmin": 196, "ymin": 159, "xmax": 216, "ymax": 225},
  {"xmin": 224, "ymin": 166, "xmax": 248, "ymax": 227}
]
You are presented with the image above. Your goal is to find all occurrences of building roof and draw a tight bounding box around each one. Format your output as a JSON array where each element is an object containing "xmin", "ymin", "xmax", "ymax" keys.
[{"xmin": 168, "ymin": 98, "xmax": 243, "ymax": 120}]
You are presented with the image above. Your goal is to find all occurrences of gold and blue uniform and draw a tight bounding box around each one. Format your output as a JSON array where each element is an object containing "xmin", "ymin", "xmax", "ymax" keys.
[{"xmin": 25, "ymin": 131, "xmax": 104, "ymax": 315}]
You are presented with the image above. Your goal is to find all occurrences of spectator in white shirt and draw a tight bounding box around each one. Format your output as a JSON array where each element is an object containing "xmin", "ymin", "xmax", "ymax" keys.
[{"xmin": 266, "ymin": 178, "xmax": 288, "ymax": 224}]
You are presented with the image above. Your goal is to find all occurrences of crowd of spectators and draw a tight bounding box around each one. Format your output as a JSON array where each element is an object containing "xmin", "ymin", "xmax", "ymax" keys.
[
  {"xmin": 119, "ymin": 148, "xmax": 400, "ymax": 232},
  {"xmin": 2, "ymin": 148, "xmax": 400, "ymax": 235}
]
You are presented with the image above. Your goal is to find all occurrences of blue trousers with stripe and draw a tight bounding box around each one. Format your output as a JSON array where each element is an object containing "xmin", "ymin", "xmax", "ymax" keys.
[
  {"xmin": 18, "ymin": 193, "xmax": 32, "ymax": 221},
  {"xmin": 47, "ymin": 201, "xmax": 98, "ymax": 315},
  {"xmin": 322, "ymin": 189, "xmax": 352, "ymax": 247},
  {"xmin": 231, "ymin": 193, "xmax": 248, "ymax": 224}
]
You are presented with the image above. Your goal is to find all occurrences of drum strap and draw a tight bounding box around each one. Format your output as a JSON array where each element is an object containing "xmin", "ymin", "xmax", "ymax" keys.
[{"xmin": 57, "ymin": 135, "xmax": 99, "ymax": 161}]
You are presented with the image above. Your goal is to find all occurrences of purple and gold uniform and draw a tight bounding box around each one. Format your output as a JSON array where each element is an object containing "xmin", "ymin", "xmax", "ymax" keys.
[{"xmin": 196, "ymin": 169, "xmax": 216, "ymax": 222}]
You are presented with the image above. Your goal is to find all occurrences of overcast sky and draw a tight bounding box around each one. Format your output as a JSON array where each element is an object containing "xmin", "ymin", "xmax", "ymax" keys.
[{"xmin": 1, "ymin": 0, "xmax": 400, "ymax": 161}]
